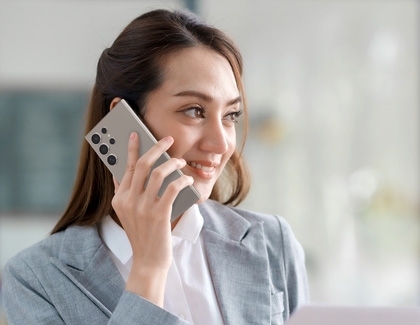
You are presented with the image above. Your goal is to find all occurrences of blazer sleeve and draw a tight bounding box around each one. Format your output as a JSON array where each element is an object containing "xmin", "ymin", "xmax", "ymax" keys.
[
  {"xmin": 3, "ymin": 256, "xmax": 189, "ymax": 325},
  {"xmin": 110, "ymin": 292, "xmax": 189, "ymax": 325}
]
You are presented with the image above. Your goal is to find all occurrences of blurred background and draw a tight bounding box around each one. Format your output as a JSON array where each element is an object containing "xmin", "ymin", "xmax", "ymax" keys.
[{"xmin": 0, "ymin": 0, "xmax": 419, "ymax": 322}]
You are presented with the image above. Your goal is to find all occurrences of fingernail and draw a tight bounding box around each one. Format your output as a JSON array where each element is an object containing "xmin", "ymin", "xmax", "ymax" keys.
[
  {"xmin": 188, "ymin": 176, "xmax": 194, "ymax": 183},
  {"xmin": 130, "ymin": 132, "xmax": 137, "ymax": 140},
  {"xmin": 163, "ymin": 136, "xmax": 173, "ymax": 143}
]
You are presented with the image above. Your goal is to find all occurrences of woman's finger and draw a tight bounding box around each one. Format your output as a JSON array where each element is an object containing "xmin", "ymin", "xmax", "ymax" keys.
[
  {"xmin": 113, "ymin": 176, "xmax": 120, "ymax": 194},
  {"xmin": 144, "ymin": 158, "xmax": 187, "ymax": 201},
  {"xmin": 129, "ymin": 136, "xmax": 174, "ymax": 194},
  {"xmin": 118, "ymin": 132, "xmax": 140, "ymax": 191},
  {"xmin": 159, "ymin": 175, "xmax": 194, "ymax": 213}
]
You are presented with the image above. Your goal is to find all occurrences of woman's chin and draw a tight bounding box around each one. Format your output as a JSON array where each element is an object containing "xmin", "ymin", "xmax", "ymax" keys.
[{"xmin": 191, "ymin": 184, "xmax": 212, "ymax": 205}]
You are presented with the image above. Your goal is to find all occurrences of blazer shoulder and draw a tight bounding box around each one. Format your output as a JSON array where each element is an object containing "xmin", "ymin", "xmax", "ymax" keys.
[
  {"xmin": 4, "ymin": 225, "xmax": 98, "ymax": 273},
  {"xmin": 229, "ymin": 204, "xmax": 294, "ymax": 239},
  {"xmin": 202, "ymin": 199, "xmax": 296, "ymax": 240},
  {"xmin": 206, "ymin": 200, "xmax": 304, "ymax": 257},
  {"xmin": 6, "ymin": 230, "xmax": 65, "ymax": 271},
  {"xmin": 2, "ymin": 229, "xmax": 69, "ymax": 314},
  {"xmin": 236, "ymin": 206, "xmax": 303, "ymax": 255}
]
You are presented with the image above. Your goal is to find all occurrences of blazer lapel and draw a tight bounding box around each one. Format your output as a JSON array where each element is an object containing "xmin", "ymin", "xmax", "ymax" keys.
[
  {"xmin": 51, "ymin": 226, "xmax": 125, "ymax": 317},
  {"xmin": 199, "ymin": 201, "xmax": 271, "ymax": 325}
]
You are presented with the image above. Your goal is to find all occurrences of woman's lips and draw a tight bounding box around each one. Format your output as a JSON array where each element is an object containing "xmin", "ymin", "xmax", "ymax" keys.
[
  {"xmin": 186, "ymin": 161, "xmax": 218, "ymax": 179},
  {"xmin": 187, "ymin": 161, "xmax": 215, "ymax": 172}
]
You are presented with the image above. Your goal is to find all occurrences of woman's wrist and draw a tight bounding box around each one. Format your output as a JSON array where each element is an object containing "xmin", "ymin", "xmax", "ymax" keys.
[{"xmin": 125, "ymin": 264, "xmax": 169, "ymax": 307}]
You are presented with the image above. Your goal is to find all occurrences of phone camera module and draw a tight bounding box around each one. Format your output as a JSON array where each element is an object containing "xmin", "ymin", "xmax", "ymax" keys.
[
  {"xmin": 107, "ymin": 154, "xmax": 117, "ymax": 166},
  {"xmin": 91, "ymin": 133, "xmax": 101, "ymax": 144},
  {"xmin": 101, "ymin": 127, "xmax": 107, "ymax": 134},
  {"xmin": 109, "ymin": 138, "xmax": 116, "ymax": 145},
  {"xmin": 99, "ymin": 144, "xmax": 109, "ymax": 155}
]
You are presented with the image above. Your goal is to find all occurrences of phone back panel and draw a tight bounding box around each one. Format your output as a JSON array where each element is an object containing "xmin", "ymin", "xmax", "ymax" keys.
[{"xmin": 85, "ymin": 99, "xmax": 200, "ymax": 222}]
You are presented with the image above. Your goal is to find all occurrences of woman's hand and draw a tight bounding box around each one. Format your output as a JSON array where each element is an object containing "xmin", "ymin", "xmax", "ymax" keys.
[{"xmin": 111, "ymin": 131, "xmax": 193, "ymax": 307}]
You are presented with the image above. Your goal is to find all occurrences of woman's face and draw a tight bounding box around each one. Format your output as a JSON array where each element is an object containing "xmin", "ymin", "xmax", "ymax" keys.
[{"xmin": 143, "ymin": 46, "xmax": 241, "ymax": 203}]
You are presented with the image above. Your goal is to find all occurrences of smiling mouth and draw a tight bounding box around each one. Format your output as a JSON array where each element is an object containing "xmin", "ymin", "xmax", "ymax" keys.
[{"xmin": 187, "ymin": 161, "xmax": 215, "ymax": 172}]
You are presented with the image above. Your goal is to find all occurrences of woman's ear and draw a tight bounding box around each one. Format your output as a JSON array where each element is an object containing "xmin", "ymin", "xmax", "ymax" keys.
[{"xmin": 110, "ymin": 97, "xmax": 122, "ymax": 111}]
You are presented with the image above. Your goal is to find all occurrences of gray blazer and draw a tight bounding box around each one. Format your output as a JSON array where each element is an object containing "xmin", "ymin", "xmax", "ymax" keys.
[{"xmin": 3, "ymin": 200, "xmax": 309, "ymax": 324}]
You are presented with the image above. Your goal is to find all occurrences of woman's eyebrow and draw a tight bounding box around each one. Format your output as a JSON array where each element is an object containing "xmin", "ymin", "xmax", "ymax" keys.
[{"xmin": 174, "ymin": 90, "xmax": 242, "ymax": 106}]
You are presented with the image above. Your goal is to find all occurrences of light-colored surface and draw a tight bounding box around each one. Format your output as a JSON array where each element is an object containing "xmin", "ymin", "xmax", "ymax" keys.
[{"xmin": 285, "ymin": 305, "xmax": 420, "ymax": 325}]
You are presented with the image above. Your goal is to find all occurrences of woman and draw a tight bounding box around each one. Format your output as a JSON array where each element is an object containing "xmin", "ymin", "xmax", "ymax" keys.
[{"xmin": 3, "ymin": 9, "xmax": 309, "ymax": 324}]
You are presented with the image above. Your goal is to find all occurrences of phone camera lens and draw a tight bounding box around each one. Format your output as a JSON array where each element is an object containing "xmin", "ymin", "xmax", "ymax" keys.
[
  {"xmin": 101, "ymin": 127, "xmax": 107, "ymax": 134},
  {"xmin": 107, "ymin": 155, "xmax": 117, "ymax": 166},
  {"xmin": 91, "ymin": 133, "xmax": 101, "ymax": 144},
  {"xmin": 109, "ymin": 138, "xmax": 116, "ymax": 145},
  {"xmin": 99, "ymin": 144, "xmax": 109, "ymax": 155}
]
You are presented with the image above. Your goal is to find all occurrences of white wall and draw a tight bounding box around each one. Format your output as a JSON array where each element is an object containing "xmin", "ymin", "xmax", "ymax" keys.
[{"xmin": 0, "ymin": 0, "xmax": 182, "ymax": 88}]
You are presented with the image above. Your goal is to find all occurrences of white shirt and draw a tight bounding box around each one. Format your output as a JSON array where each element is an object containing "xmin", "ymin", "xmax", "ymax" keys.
[{"xmin": 99, "ymin": 205, "xmax": 224, "ymax": 325}]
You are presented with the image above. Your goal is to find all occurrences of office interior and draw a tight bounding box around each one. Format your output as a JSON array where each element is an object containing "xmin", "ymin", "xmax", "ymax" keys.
[{"xmin": 1, "ymin": 0, "xmax": 419, "ymax": 322}]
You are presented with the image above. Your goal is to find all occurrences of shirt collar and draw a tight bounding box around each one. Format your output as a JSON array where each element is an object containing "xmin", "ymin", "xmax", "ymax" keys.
[
  {"xmin": 172, "ymin": 204, "xmax": 203, "ymax": 244},
  {"xmin": 99, "ymin": 204, "xmax": 203, "ymax": 265},
  {"xmin": 99, "ymin": 215, "xmax": 132, "ymax": 265}
]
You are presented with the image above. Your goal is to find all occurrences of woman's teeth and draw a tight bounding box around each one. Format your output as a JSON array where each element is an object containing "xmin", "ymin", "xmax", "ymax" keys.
[{"xmin": 187, "ymin": 161, "xmax": 214, "ymax": 172}]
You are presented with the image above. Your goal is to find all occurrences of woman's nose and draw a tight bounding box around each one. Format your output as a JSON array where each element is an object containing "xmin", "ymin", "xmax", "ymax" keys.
[{"xmin": 199, "ymin": 119, "xmax": 229, "ymax": 154}]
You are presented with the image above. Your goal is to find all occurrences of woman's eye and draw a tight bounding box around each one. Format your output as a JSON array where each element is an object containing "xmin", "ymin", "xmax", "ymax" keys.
[
  {"xmin": 184, "ymin": 107, "xmax": 205, "ymax": 118},
  {"xmin": 225, "ymin": 110, "xmax": 243, "ymax": 123}
]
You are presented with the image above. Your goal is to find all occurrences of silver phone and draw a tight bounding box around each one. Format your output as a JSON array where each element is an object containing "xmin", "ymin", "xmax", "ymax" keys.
[{"xmin": 85, "ymin": 99, "xmax": 200, "ymax": 222}]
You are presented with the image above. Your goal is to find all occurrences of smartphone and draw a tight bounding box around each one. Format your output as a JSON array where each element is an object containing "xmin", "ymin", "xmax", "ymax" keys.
[{"xmin": 85, "ymin": 99, "xmax": 200, "ymax": 222}]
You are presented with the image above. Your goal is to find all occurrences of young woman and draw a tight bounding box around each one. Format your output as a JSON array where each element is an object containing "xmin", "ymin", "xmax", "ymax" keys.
[{"xmin": 3, "ymin": 9, "xmax": 309, "ymax": 324}]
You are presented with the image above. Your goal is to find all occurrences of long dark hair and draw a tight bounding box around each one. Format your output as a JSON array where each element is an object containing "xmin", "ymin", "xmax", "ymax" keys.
[{"xmin": 52, "ymin": 9, "xmax": 250, "ymax": 234}]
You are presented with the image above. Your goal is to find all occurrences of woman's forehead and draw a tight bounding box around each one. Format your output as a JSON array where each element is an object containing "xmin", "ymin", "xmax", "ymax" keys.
[{"xmin": 159, "ymin": 47, "xmax": 239, "ymax": 101}]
